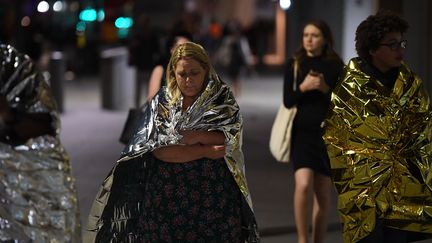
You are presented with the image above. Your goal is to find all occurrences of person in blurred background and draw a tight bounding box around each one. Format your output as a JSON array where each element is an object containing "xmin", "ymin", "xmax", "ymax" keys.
[
  {"xmin": 146, "ymin": 31, "xmax": 193, "ymax": 102},
  {"xmin": 324, "ymin": 10, "xmax": 432, "ymax": 243},
  {"xmin": 283, "ymin": 20, "xmax": 344, "ymax": 243},
  {"xmin": 0, "ymin": 44, "xmax": 81, "ymax": 242},
  {"xmin": 217, "ymin": 19, "xmax": 254, "ymax": 97},
  {"xmin": 85, "ymin": 42, "xmax": 259, "ymax": 242},
  {"xmin": 128, "ymin": 14, "xmax": 160, "ymax": 107}
]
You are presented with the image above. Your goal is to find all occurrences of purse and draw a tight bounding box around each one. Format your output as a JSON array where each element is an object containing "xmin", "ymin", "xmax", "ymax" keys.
[
  {"xmin": 119, "ymin": 103, "xmax": 148, "ymax": 144},
  {"xmin": 269, "ymin": 59, "xmax": 298, "ymax": 163}
]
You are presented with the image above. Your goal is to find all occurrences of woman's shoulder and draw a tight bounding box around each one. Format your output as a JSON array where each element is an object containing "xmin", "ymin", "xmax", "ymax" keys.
[{"xmin": 284, "ymin": 57, "xmax": 296, "ymax": 69}]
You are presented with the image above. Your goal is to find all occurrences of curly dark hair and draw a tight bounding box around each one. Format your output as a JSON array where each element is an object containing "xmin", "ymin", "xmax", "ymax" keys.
[{"xmin": 355, "ymin": 10, "xmax": 409, "ymax": 62}]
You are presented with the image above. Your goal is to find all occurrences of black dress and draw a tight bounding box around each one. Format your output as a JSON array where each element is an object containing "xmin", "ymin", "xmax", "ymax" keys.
[{"xmin": 283, "ymin": 56, "xmax": 344, "ymax": 176}]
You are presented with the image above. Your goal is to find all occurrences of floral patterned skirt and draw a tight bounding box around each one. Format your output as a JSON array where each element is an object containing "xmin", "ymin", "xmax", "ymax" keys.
[{"xmin": 140, "ymin": 157, "xmax": 243, "ymax": 242}]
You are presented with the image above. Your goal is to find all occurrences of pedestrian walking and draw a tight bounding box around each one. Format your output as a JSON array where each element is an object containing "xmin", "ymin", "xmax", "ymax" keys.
[
  {"xmin": 324, "ymin": 10, "xmax": 432, "ymax": 243},
  {"xmin": 283, "ymin": 20, "xmax": 344, "ymax": 243},
  {"xmin": 85, "ymin": 42, "xmax": 259, "ymax": 242}
]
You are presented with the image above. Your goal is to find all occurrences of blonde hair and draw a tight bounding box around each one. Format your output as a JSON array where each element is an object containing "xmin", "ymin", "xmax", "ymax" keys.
[{"xmin": 166, "ymin": 42, "xmax": 219, "ymax": 105}]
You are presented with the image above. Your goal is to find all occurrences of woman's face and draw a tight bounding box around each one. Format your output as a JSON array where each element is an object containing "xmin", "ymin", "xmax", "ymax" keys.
[
  {"xmin": 174, "ymin": 57, "xmax": 207, "ymax": 101},
  {"xmin": 303, "ymin": 24, "xmax": 325, "ymax": 57},
  {"xmin": 370, "ymin": 31, "xmax": 405, "ymax": 73}
]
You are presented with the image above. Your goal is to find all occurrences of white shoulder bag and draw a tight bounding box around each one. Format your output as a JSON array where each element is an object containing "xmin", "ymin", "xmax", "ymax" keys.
[{"xmin": 269, "ymin": 60, "xmax": 298, "ymax": 163}]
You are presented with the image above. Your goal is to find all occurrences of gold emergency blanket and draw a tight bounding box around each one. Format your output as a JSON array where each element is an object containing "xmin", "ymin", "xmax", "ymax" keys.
[
  {"xmin": 0, "ymin": 45, "xmax": 81, "ymax": 242},
  {"xmin": 85, "ymin": 76, "xmax": 259, "ymax": 242},
  {"xmin": 324, "ymin": 58, "xmax": 432, "ymax": 242}
]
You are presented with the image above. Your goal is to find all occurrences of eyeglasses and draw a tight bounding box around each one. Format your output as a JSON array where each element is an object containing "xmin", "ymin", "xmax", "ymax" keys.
[{"xmin": 378, "ymin": 40, "xmax": 407, "ymax": 50}]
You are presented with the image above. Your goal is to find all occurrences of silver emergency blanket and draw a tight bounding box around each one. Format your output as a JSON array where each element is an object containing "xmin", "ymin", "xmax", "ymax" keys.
[
  {"xmin": 324, "ymin": 58, "xmax": 432, "ymax": 242},
  {"xmin": 0, "ymin": 44, "xmax": 81, "ymax": 242},
  {"xmin": 85, "ymin": 75, "xmax": 259, "ymax": 242}
]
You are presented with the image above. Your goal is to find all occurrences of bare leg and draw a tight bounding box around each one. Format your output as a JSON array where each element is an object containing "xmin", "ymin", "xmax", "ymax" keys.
[
  {"xmin": 231, "ymin": 78, "xmax": 240, "ymax": 97},
  {"xmin": 229, "ymin": 70, "xmax": 241, "ymax": 97},
  {"xmin": 294, "ymin": 168, "xmax": 314, "ymax": 243},
  {"xmin": 135, "ymin": 70, "xmax": 143, "ymax": 108},
  {"xmin": 146, "ymin": 66, "xmax": 164, "ymax": 102},
  {"xmin": 135, "ymin": 70, "xmax": 150, "ymax": 107},
  {"xmin": 312, "ymin": 173, "xmax": 332, "ymax": 243}
]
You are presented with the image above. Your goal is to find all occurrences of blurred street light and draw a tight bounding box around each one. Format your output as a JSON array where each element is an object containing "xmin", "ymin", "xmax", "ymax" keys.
[
  {"xmin": 53, "ymin": 1, "xmax": 64, "ymax": 12},
  {"xmin": 279, "ymin": 0, "xmax": 291, "ymax": 10},
  {"xmin": 37, "ymin": 1, "xmax": 49, "ymax": 13},
  {"xmin": 79, "ymin": 8, "xmax": 97, "ymax": 22}
]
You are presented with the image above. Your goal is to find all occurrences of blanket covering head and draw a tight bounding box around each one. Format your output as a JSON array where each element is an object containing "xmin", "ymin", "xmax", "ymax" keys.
[
  {"xmin": 85, "ymin": 42, "xmax": 259, "ymax": 242},
  {"xmin": 324, "ymin": 57, "xmax": 432, "ymax": 242}
]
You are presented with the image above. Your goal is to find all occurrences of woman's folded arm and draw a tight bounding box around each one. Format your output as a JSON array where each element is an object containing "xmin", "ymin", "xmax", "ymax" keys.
[{"xmin": 152, "ymin": 143, "xmax": 225, "ymax": 163}]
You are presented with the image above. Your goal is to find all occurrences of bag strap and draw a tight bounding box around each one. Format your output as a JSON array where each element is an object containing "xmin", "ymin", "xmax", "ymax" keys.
[{"xmin": 293, "ymin": 59, "xmax": 298, "ymax": 91}]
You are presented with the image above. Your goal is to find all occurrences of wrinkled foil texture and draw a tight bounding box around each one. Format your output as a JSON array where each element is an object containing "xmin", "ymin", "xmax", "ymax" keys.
[
  {"xmin": 324, "ymin": 58, "xmax": 432, "ymax": 242},
  {"xmin": 0, "ymin": 44, "xmax": 81, "ymax": 242},
  {"xmin": 85, "ymin": 76, "xmax": 258, "ymax": 242}
]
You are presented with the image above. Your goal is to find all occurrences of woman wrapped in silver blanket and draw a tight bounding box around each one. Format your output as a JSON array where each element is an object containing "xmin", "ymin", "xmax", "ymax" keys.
[{"xmin": 85, "ymin": 42, "xmax": 259, "ymax": 242}]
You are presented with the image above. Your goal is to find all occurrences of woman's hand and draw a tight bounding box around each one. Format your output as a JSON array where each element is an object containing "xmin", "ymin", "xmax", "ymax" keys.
[
  {"xmin": 299, "ymin": 70, "xmax": 329, "ymax": 93},
  {"xmin": 203, "ymin": 144, "xmax": 226, "ymax": 159}
]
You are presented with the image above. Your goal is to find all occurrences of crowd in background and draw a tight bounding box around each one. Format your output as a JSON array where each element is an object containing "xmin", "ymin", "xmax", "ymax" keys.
[
  {"xmin": 127, "ymin": 14, "xmax": 258, "ymax": 98},
  {"xmin": 3, "ymin": 1, "xmax": 432, "ymax": 242}
]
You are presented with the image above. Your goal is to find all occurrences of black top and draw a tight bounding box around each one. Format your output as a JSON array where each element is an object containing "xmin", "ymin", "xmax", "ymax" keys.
[
  {"xmin": 282, "ymin": 55, "xmax": 343, "ymax": 175},
  {"xmin": 283, "ymin": 56, "xmax": 344, "ymax": 130},
  {"xmin": 362, "ymin": 62, "xmax": 399, "ymax": 89}
]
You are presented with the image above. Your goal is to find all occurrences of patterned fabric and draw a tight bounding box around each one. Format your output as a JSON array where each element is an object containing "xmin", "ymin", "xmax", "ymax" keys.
[{"xmin": 140, "ymin": 157, "xmax": 242, "ymax": 242}]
